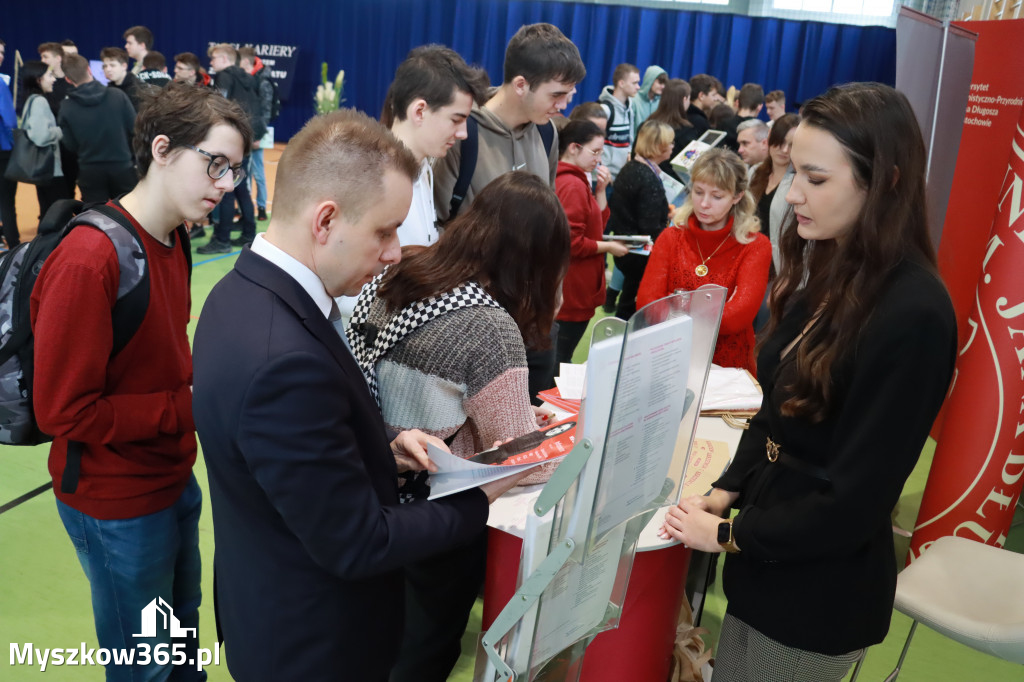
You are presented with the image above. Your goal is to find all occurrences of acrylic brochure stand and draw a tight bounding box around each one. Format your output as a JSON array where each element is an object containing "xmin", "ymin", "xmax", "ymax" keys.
[{"xmin": 480, "ymin": 285, "xmax": 727, "ymax": 682}]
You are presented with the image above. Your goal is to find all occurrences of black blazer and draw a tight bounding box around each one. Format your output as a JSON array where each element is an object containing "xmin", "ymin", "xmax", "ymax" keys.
[
  {"xmin": 714, "ymin": 258, "xmax": 957, "ymax": 655},
  {"xmin": 193, "ymin": 248, "xmax": 489, "ymax": 681}
]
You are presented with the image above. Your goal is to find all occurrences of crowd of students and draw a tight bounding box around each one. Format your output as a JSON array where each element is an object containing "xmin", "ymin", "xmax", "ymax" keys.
[
  {"xmin": 0, "ymin": 26, "xmax": 274, "ymax": 252},
  {"xmin": 12, "ymin": 19, "xmax": 958, "ymax": 682}
]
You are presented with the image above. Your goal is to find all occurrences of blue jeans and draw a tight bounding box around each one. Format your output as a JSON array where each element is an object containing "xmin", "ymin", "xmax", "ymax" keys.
[
  {"xmin": 610, "ymin": 265, "xmax": 624, "ymax": 290},
  {"xmin": 56, "ymin": 475, "xmax": 207, "ymax": 682},
  {"xmin": 249, "ymin": 149, "xmax": 267, "ymax": 210}
]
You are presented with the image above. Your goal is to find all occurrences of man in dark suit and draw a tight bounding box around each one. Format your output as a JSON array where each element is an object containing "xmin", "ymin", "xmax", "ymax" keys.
[{"xmin": 192, "ymin": 109, "xmax": 525, "ymax": 681}]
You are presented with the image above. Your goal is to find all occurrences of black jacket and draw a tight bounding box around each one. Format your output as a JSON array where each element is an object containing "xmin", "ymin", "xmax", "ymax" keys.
[
  {"xmin": 214, "ymin": 65, "xmax": 266, "ymax": 140},
  {"xmin": 137, "ymin": 69, "xmax": 172, "ymax": 89},
  {"xmin": 110, "ymin": 71, "xmax": 144, "ymax": 111},
  {"xmin": 193, "ymin": 248, "xmax": 488, "ymax": 681},
  {"xmin": 686, "ymin": 103, "xmax": 710, "ymax": 136},
  {"xmin": 57, "ymin": 80, "xmax": 135, "ymax": 166},
  {"xmin": 715, "ymin": 258, "xmax": 957, "ymax": 655}
]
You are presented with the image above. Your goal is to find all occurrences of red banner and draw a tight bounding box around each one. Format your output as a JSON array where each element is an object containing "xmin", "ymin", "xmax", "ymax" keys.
[
  {"xmin": 938, "ymin": 20, "xmax": 1024, "ymax": 346},
  {"xmin": 909, "ymin": 107, "xmax": 1024, "ymax": 562}
]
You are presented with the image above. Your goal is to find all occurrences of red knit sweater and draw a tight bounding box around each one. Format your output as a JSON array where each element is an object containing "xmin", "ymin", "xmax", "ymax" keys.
[
  {"xmin": 30, "ymin": 203, "xmax": 195, "ymax": 519},
  {"xmin": 555, "ymin": 161, "xmax": 611, "ymax": 322},
  {"xmin": 637, "ymin": 215, "xmax": 771, "ymax": 374}
]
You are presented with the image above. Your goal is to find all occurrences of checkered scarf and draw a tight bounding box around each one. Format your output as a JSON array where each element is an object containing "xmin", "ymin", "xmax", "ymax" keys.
[{"xmin": 347, "ymin": 274, "xmax": 502, "ymax": 405}]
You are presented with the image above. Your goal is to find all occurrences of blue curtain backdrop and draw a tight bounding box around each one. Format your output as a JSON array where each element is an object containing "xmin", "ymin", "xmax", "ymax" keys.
[{"xmin": 5, "ymin": 0, "xmax": 895, "ymax": 141}]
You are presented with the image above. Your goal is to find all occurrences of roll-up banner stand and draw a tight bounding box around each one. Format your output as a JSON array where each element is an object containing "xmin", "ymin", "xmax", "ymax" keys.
[{"xmin": 905, "ymin": 17, "xmax": 1024, "ymax": 562}]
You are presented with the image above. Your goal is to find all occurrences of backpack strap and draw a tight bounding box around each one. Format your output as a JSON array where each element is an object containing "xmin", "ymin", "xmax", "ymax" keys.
[
  {"xmin": 600, "ymin": 101, "xmax": 615, "ymax": 132},
  {"xmin": 448, "ymin": 116, "xmax": 479, "ymax": 219},
  {"xmin": 67, "ymin": 205, "xmax": 151, "ymax": 356},
  {"xmin": 177, "ymin": 224, "xmax": 193, "ymax": 284},
  {"xmin": 448, "ymin": 117, "xmax": 554, "ymax": 219},
  {"xmin": 538, "ymin": 120, "xmax": 555, "ymax": 156},
  {"xmin": 58, "ymin": 206, "xmax": 192, "ymax": 495}
]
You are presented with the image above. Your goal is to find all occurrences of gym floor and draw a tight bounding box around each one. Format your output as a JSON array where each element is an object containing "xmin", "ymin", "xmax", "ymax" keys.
[{"xmin": 1, "ymin": 146, "xmax": 1020, "ymax": 680}]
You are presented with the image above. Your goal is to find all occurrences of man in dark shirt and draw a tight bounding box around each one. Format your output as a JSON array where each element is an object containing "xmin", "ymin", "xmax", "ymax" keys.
[
  {"xmin": 687, "ymin": 73, "xmax": 724, "ymax": 135},
  {"xmin": 58, "ymin": 54, "xmax": 136, "ymax": 202},
  {"xmin": 138, "ymin": 51, "xmax": 173, "ymax": 88},
  {"xmin": 720, "ymin": 83, "xmax": 765, "ymax": 152},
  {"xmin": 101, "ymin": 47, "xmax": 143, "ymax": 110}
]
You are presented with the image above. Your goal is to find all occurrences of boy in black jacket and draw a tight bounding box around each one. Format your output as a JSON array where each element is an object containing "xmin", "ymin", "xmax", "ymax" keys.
[{"xmin": 58, "ymin": 53, "xmax": 136, "ymax": 203}]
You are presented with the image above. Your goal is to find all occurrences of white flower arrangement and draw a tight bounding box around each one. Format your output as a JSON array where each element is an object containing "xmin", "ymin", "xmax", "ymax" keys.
[{"xmin": 314, "ymin": 62, "xmax": 345, "ymax": 115}]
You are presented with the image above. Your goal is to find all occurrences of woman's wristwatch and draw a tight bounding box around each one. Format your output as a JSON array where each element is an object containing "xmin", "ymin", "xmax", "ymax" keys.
[{"xmin": 717, "ymin": 519, "xmax": 741, "ymax": 553}]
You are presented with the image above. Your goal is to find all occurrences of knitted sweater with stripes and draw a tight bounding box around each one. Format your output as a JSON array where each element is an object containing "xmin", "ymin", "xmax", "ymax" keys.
[{"xmin": 363, "ymin": 296, "xmax": 540, "ymax": 464}]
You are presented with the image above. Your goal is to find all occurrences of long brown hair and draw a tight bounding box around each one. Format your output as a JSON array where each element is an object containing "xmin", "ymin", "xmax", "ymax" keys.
[
  {"xmin": 377, "ymin": 172, "xmax": 570, "ymax": 348},
  {"xmin": 766, "ymin": 83, "xmax": 937, "ymax": 422},
  {"xmin": 749, "ymin": 113, "xmax": 800, "ymax": 201},
  {"xmin": 648, "ymin": 78, "xmax": 692, "ymax": 129}
]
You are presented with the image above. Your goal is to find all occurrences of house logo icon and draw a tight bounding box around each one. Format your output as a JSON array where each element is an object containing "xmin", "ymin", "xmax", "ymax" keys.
[{"xmin": 132, "ymin": 597, "xmax": 197, "ymax": 638}]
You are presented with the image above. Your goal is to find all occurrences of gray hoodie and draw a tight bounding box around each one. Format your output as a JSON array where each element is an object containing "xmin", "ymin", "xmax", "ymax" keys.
[
  {"xmin": 631, "ymin": 65, "xmax": 667, "ymax": 136},
  {"xmin": 433, "ymin": 101, "xmax": 559, "ymax": 222}
]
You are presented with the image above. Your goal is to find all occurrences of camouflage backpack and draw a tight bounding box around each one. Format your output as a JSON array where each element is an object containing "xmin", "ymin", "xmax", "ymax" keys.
[{"xmin": 0, "ymin": 200, "xmax": 191, "ymax": 469}]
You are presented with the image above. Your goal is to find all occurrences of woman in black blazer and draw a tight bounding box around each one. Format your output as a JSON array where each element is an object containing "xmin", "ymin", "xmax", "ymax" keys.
[{"xmin": 660, "ymin": 82, "xmax": 958, "ymax": 680}]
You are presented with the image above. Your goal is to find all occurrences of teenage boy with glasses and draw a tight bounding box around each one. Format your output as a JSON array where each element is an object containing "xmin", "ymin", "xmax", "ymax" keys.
[{"xmin": 31, "ymin": 82, "xmax": 253, "ymax": 682}]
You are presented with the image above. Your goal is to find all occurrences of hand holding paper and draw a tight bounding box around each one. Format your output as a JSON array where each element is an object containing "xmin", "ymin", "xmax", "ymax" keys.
[
  {"xmin": 426, "ymin": 417, "xmax": 577, "ymax": 499},
  {"xmin": 390, "ymin": 429, "xmax": 443, "ymax": 474}
]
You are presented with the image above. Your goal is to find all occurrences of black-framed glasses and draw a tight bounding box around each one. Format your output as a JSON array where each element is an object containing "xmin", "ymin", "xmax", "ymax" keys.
[{"xmin": 185, "ymin": 145, "xmax": 247, "ymax": 188}]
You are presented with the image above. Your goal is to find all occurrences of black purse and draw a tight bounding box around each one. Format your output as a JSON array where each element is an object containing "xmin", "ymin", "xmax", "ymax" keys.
[{"xmin": 4, "ymin": 125, "xmax": 55, "ymax": 185}]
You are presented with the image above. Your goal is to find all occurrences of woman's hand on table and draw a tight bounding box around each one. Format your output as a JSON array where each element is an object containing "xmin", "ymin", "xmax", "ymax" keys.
[{"xmin": 658, "ymin": 498, "xmax": 724, "ymax": 552}]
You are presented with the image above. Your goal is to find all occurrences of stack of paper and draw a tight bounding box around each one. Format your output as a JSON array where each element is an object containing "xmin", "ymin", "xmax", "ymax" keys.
[
  {"xmin": 700, "ymin": 366, "xmax": 763, "ymax": 412},
  {"xmin": 553, "ymin": 363, "xmax": 585, "ymax": 400}
]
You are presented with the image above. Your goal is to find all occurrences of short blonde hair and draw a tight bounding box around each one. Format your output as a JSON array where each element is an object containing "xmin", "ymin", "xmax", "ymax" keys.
[
  {"xmin": 634, "ymin": 120, "xmax": 674, "ymax": 160},
  {"xmin": 272, "ymin": 108, "xmax": 419, "ymax": 224},
  {"xmin": 207, "ymin": 43, "xmax": 237, "ymax": 65},
  {"xmin": 673, "ymin": 148, "xmax": 760, "ymax": 243}
]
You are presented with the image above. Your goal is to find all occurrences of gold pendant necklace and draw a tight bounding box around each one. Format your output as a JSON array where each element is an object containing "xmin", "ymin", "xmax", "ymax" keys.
[{"xmin": 693, "ymin": 228, "xmax": 732, "ymax": 277}]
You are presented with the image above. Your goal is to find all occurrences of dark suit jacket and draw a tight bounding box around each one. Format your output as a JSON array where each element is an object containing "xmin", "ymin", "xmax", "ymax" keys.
[{"xmin": 193, "ymin": 248, "xmax": 489, "ymax": 681}]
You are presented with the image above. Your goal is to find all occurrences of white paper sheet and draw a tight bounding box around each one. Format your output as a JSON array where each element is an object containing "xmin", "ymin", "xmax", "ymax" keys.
[
  {"xmin": 425, "ymin": 444, "xmax": 536, "ymax": 499},
  {"xmin": 554, "ymin": 363, "xmax": 587, "ymax": 400},
  {"xmin": 591, "ymin": 315, "xmax": 693, "ymax": 539},
  {"xmin": 530, "ymin": 523, "xmax": 627, "ymax": 663},
  {"xmin": 701, "ymin": 365, "xmax": 763, "ymax": 411}
]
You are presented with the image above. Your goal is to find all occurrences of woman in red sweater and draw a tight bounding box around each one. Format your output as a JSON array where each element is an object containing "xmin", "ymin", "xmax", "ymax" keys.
[
  {"xmin": 554, "ymin": 120, "xmax": 629, "ymax": 364},
  {"xmin": 637, "ymin": 148, "xmax": 770, "ymax": 374}
]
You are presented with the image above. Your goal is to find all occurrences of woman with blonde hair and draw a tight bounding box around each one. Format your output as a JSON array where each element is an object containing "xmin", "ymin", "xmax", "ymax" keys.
[
  {"xmin": 637, "ymin": 148, "xmax": 770, "ymax": 373},
  {"xmin": 606, "ymin": 119, "xmax": 674, "ymax": 320}
]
